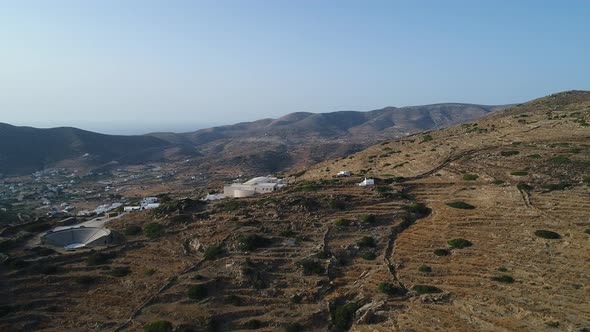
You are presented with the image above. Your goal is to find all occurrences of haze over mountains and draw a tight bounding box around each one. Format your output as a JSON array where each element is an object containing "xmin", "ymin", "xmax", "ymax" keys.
[{"xmin": 0, "ymin": 103, "xmax": 510, "ymax": 176}]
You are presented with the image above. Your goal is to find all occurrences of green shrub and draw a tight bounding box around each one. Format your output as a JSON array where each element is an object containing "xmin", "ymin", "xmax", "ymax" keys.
[
  {"xmin": 144, "ymin": 320, "xmax": 173, "ymax": 332},
  {"xmin": 421, "ymin": 134, "xmax": 433, "ymax": 142},
  {"xmin": 517, "ymin": 183, "xmax": 533, "ymax": 191},
  {"xmin": 243, "ymin": 319, "xmax": 262, "ymax": 329},
  {"xmin": 108, "ymin": 266, "xmax": 130, "ymax": 277},
  {"xmin": 74, "ymin": 275, "xmax": 97, "ymax": 285},
  {"xmin": 491, "ymin": 275, "xmax": 514, "ymax": 283},
  {"xmin": 224, "ymin": 294, "xmax": 242, "ymax": 306},
  {"xmin": 403, "ymin": 203, "xmax": 430, "ymax": 215},
  {"xmin": 332, "ymin": 303, "xmax": 357, "ymax": 330},
  {"xmin": 462, "ymin": 174, "xmax": 479, "ymax": 181},
  {"xmin": 492, "ymin": 180, "xmax": 504, "ymax": 185},
  {"xmin": 357, "ymin": 236, "xmax": 377, "ymax": 248},
  {"xmin": 23, "ymin": 222, "xmax": 52, "ymax": 233},
  {"xmin": 203, "ymin": 244, "xmax": 224, "ymax": 260},
  {"xmin": 360, "ymin": 252, "xmax": 377, "ymax": 260},
  {"xmin": 447, "ymin": 238, "xmax": 472, "ymax": 249},
  {"xmin": 528, "ymin": 154, "xmax": 542, "ymax": 159},
  {"xmin": 334, "ymin": 218, "xmax": 350, "ymax": 227},
  {"xmin": 501, "ymin": 150, "xmax": 520, "ymax": 157},
  {"xmin": 412, "ymin": 285, "xmax": 442, "ymax": 294},
  {"xmin": 299, "ymin": 260, "xmax": 325, "ymax": 275},
  {"xmin": 378, "ymin": 282, "xmax": 406, "ymax": 296},
  {"xmin": 585, "ymin": 229, "xmax": 590, "ymax": 235},
  {"xmin": 375, "ymin": 186, "xmax": 392, "ymax": 194},
  {"xmin": 38, "ymin": 264, "xmax": 59, "ymax": 275},
  {"xmin": 541, "ymin": 182, "xmax": 570, "ymax": 191},
  {"xmin": 188, "ymin": 284, "xmax": 208, "ymax": 300},
  {"xmin": 446, "ymin": 201, "xmax": 475, "ymax": 210},
  {"xmin": 144, "ymin": 223, "xmax": 164, "ymax": 239},
  {"xmin": 418, "ymin": 265, "xmax": 432, "ymax": 273},
  {"xmin": 238, "ymin": 234, "xmax": 272, "ymax": 251},
  {"xmin": 124, "ymin": 225, "xmax": 142, "ymax": 236},
  {"xmin": 534, "ymin": 230, "xmax": 560, "ymax": 239},
  {"xmin": 434, "ymin": 249, "xmax": 450, "ymax": 256},
  {"xmin": 549, "ymin": 156, "xmax": 571, "ymax": 165},
  {"xmin": 582, "ymin": 176, "xmax": 590, "ymax": 184},
  {"xmin": 359, "ymin": 214, "xmax": 376, "ymax": 224},
  {"xmin": 497, "ymin": 267, "xmax": 508, "ymax": 272},
  {"xmin": 86, "ymin": 252, "xmax": 115, "ymax": 266},
  {"xmin": 280, "ymin": 229, "xmax": 297, "ymax": 237},
  {"xmin": 545, "ymin": 321, "xmax": 560, "ymax": 328},
  {"xmin": 284, "ymin": 323, "xmax": 303, "ymax": 332},
  {"xmin": 510, "ymin": 171, "xmax": 528, "ymax": 176}
]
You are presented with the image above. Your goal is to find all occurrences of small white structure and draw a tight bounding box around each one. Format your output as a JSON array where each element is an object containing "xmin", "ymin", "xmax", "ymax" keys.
[
  {"xmin": 141, "ymin": 197, "xmax": 158, "ymax": 206},
  {"xmin": 124, "ymin": 206, "xmax": 141, "ymax": 212},
  {"xmin": 202, "ymin": 193, "xmax": 225, "ymax": 201},
  {"xmin": 123, "ymin": 197, "xmax": 160, "ymax": 212},
  {"xmin": 337, "ymin": 170, "xmax": 351, "ymax": 177},
  {"xmin": 358, "ymin": 178, "xmax": 375, "ymax": 186},
  {"xmin": 224, "ymin": 176, "xmax": 285, "ymax": 198}
]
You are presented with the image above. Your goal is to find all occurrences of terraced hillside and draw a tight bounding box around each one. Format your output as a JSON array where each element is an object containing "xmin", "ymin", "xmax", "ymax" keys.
[{"xmin": 0, "ymin": 91, "xmax": 588, "ymax": 331}]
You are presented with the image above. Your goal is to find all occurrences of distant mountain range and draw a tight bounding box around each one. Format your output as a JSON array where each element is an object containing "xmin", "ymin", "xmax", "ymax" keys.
[{"xmin": 0, "ymin": 103, "xmax": 511, "ymax": 176}]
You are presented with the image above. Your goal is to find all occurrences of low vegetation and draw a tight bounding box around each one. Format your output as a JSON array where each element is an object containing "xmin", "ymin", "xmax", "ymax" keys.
[
  {"xmin": 462, "ymin": 174, "xmax": 479, "ymax": 181},
  {"xmin": 501, "ymin": 150, "xmax": 520, "ymax": 156},
  {"xmin": 203, "ymin": 244, "xmax": 224, "ymax": 260},
  {"xmin": 412, "ymin": 285, "xmax": 442, "ymax": 294},
  {"xmin": 359, "ymin": 214, "xmax": 376, "ymax": 224},
  {"xmin": 491, "ymin": 275, "xmax": 514, "ymax": 284},
  {"xmin": 243, "ymin": 319, "xmax": 262, "ymax": 329},
  {"xmin": 360, "ymin": 251, "xmax": 377, "ymax": 260},
  {"xmin": 418, "ymin": 265, "xmax": 432, "ymax": 273},
  {"xmin": 534, "ymin": 230, "xmax": 560, "ymax": 239},
  {"xmin": 510, "ymin": 171, "xmax": 529, "ymax": 176},
  {"xmin": 378, "ymin": 282, "xmax": 406, "ymax": 296},
  {"xmin": 434, "ymin": 248, "xmax": 450, "ymax": 256},
  {"xmin": 86, "ymin": 252, "xmax": 116, "ymax": 266},
  {"xmin": 549, "ymin": 156, "xmax": 571, "ymax": 165},
  {"xmin": 188, "ymin": 284, "xmax": 208, "ymax": 300},
  {"xmin": 447, "ymin": 238, "xmax": 473, "ymax": 249},
  {"xmin": 238, "ymin": 234, "xmax": 272, "ymax": 251},
  {"xmin": 108, "ymin": 266, "xmax": 130, "ymax": 278},
  {"xmin": 357, "ymin": 236, "xmax": 377, "ymax": 248},
  {"xmin": 332, "ymin": 302, "xmax": 358, "ymax": 330},
  {"xmin": 284, "ymin": 323, "xmax": 303, "ymax": 332},
  {"xmin": 144, "ymin": 320, "xmax": 173, "ymax": 332},
  {"xmin": 299, "ymin": 260, "xmax": 325, "ymax": 275},
  {"xmin": 334, "ymin": 218, "xmax": 350, "ymax": 227},
  {"xmin": 446, "ymin": 201, "xmax": 476, "ymax": 209},
  {"xmin": 143, "ymin": 223, "xmax": 164, "ymax": 239},
  {"xmin": 124, "ymin": 224, "xmax": 142, "ymax": 236}
]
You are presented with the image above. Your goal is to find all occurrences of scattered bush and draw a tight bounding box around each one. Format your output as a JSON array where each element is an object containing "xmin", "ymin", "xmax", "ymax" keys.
[
  {"xmin": 243, "ymin": 319, "xmax": 262, "ymax": 329},
  {"xmin": 582, "ymin": 176, "xmax": 590, "ymax": 184},
  {"xmin": 501, "ymin": 150, "xmax": 520, "ymax": 157},
  {"xmin": 446, "ymin": 201, "xmax": 475, "ymax": 210},
  {"xmin": 549, "ymin": 156, "xmax": 571, "ymax": 165},
  {"xmin": 124, "ymin": 225, "xmax": 142, "ymax": 236},
  {"xmin": 421, "ymin": 134, "xmax": 433, "ymax": 142},
  {"xmin": 534, "ymin": 230, "xmax": 560, "ymax": 239},
  {"xmin": 434, "ymin": 249, "xmax": 450, "ymax": 256},
  {"xmin": 375, "ymin": 186, "xmax": 392, "ymax": 194},
  {"xmin": 224, "ymin": 294, "xmax": 242, "ymax": 306},
  {"xmin": 75, "ymin": 275, "xmax": 97, "ymax": 285},
  {"xmin": 542, "ymin": 182, "xmax": 570, "ymax": 191},
  {"xmin": 491, "ymin": 275, "xmax": 514, "ymax": 283},
  {"xmin": 188, "ymin": 284, "xmax": 208, "ymax": 300},
  {"xmin": 334, "ymin": 218, "xmax": 350, "ymax": 227},
  {"xmin": 144, "ymin": 223, "xmax": 164, "ymax": 239},
  {"xmin": 280, "ymin": 229, "xmax": 297, "ymax": 237},
  {"xmin": 299, "ymin": 260, "xmax": 325, "ymax": 275},
  {"xmin": 378, "ymin": 282, "xmax": 406, "ymax": 296},
  {"xmin": 284, "ymin": 322, "xmax": 303, "ymax": 332},
  {"xmin": 497, "ymin": 267, "xmax": 508, "ymax": 272},
  {"xmin": 492, "ymin": 179, "xmax": 504, "ymax": 185},
  {"xmin": 510, "ymin": 171, "xmax": 529, "ymax": 176},
  {"xmin": 144, "ymin": 320, "xmax": 173, "ymax": 332},
  {"xmin": 360, "ymin": 251, "xmax": 377, "ymax": 260},
  {"xmin": 585, "ymin": 229, "xmax": 590, "ymax": 235},
  {"xmin": 144, "ymin": 268, "xmax": 157, "ymax": 276},
  {"xmin": 517, "ymin": 183, "xmax": 533, "ymax": 191},
  {"xmin": 204, "ymin": 244, "xmax": 224, "ymax": 260},
  {"xmin": 418, "ymin": 265, "xmax": 432, "ymax": 273},
  {"xmin": 37, "ymin": 264, "xmax": 59, "ymax": 275},
  {"xmin": 238, "ymin": 234, "xmax": 272, "ymax": 251},
  {"xmin": 447, "ymin": 238, "xmax": 472, "ymax": 249},
  {"xmin": 545, "ymin": 321, "xmax": 560, "ymax": 328},
  {"xmin": 528, "ymin": 154, "xmax": 542, "ymax": 159},
  {"xmin": 359, "ymin": 214, "xmax": 376, "ymax": 224},
  {"xmin": 86, "ymin": 252, "xmax": 115, "ymax": 266},
  {"xmin": 332, "ymin": 303, "xmax": 358, "ymax": 330},
  {"xmin": 23, "ymin": 222, "xmax": 52, "ymax": 233},
  {"xmin": 462, "ymin": 174, "xmax": 479, "ymax": 181},
  {"xmin": 357, "ymin": 236, "xmax": 377, "ymax": 248},
  {"xmin": 403, "ymin": 203, "xmax": 430, "ymax": 215},
  {"xmin": 412, "ymin": 285, "xmax": 442, "ymax": 294},
  {"xmin": 108, "ymin": 266, "xmax": 130, "ymax": 277}
]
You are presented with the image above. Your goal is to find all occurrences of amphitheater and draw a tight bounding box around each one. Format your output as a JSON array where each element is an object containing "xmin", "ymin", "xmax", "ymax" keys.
[{"xmin": 41, "ymin": 227, "xmax": 114, "ymax": 250}]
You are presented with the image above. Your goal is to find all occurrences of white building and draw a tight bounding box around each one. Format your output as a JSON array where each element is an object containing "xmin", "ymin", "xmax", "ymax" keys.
[
  {"xmin": 358, "ymin": 178, "xmax": 375, "ymax": 186},
  {"xmin": 202, "ymin": 193, "xmax": 225, "ymax": 201},
  {"xmin": 123, "ymin": 197, "xmax": 160, "ymax": 212},
  {"xmin": 223, "ymin": 176, "xmax": 285, "ymax": 198},
  {"xmin": 337, "ymin": 170, "xmax": 351, "ymax": 177}
]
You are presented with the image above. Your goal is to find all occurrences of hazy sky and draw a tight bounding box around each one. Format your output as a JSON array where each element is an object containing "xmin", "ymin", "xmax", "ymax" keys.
[{"xmin": 1, "ymin": 1, "xmax": 589, "ymax": 134}]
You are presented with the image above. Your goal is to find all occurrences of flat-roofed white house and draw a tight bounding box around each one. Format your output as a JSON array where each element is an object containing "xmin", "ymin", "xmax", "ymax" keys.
[
  {"xmin": 224, "ymin": 176, "xmax": 285, "ymax": 198},
  {"xmin": 358, "ymin": 178, "xmax": 375, "ymax": 186}
]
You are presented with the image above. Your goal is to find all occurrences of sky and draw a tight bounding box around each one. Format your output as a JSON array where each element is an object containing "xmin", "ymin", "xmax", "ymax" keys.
[{"xmin": 1, "ymin": 0, "xmax": 589, "ymax": 134}]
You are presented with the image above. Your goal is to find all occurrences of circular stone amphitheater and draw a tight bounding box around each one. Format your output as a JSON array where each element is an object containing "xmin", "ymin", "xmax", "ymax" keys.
[{"xmin": 41, "ymin": 227, "xmax": 114, "ymax": 250}]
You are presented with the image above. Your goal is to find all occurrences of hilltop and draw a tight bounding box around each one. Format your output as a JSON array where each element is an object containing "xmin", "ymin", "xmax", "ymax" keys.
[{"xmin": 0, "ymin": 102, "xmax": 508, "ymax": 177}]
